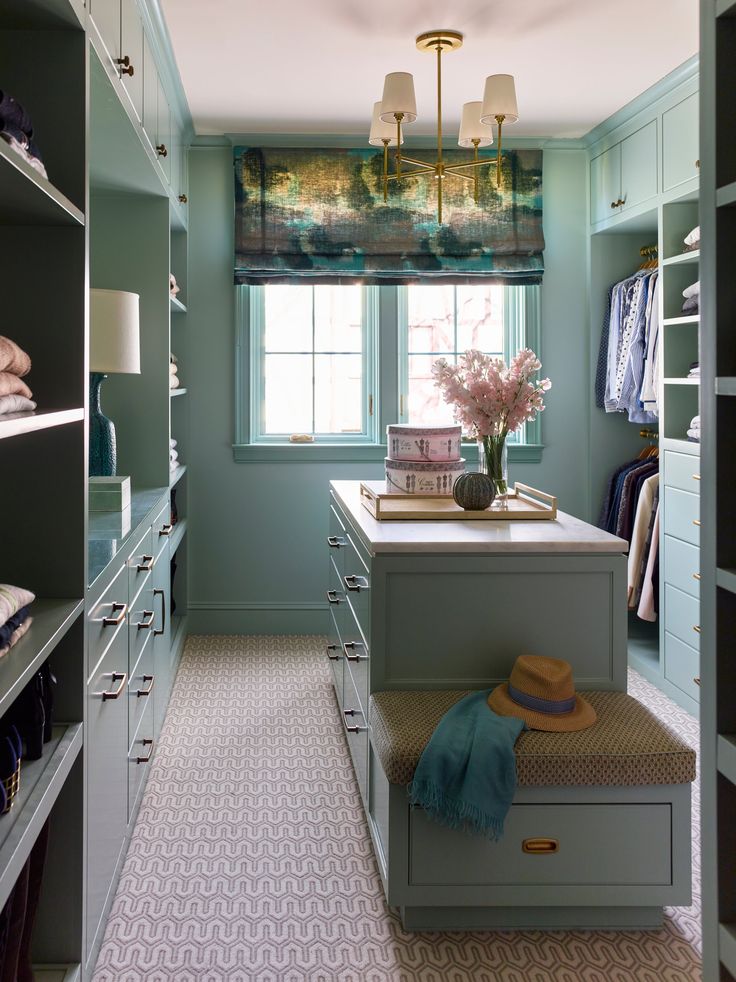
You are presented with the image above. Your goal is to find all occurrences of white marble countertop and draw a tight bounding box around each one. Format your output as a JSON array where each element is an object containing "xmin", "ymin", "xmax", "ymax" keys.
[{"xmin": 330, "ymin": 481, "xmax": 628, "ymax": 555}]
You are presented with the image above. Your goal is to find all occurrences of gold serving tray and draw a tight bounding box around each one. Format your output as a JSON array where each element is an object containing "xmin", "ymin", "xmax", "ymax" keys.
[{"xmin": 359, "ymin": 481, "xmax": 558, "ymax": 522}]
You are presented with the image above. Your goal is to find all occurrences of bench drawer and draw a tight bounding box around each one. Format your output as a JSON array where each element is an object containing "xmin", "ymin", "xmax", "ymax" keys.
[
  {"xmin": 327, "ymin": 608, "xmax": 344, "ymax": 707},
  {"xmin": 342, "ymin": 662, "xmax": 369, "ymax": 808},
  {"xmin": 663, "ymin": 535, "xmax": 700, "ymax": 599},
  {"xmin": 410, "ymin": 802, "xmax": 671, "ymax": 887},
  {"xmin": 664, "ymin": 451, "xmax": 701, "ymax": 495},
  {"xmin": 664, "ymin": 584, "xmax": 700, "ymax": 650},
  {"xmin": 664, "ymin": 632, "xmax": 700, "ymax": 701},
  {"xmin": 663, "ymin": 487, "xmax": 699, "ymax": 546}
]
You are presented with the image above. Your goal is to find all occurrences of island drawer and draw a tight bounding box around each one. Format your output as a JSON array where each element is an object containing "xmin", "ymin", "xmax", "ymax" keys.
[
  {"xmin": 327, "ymin": 608, "xmax": 344, "ymax": 707},
  {"xmin": 328, "ymin": 502, "xmax": 349, "ymax": 579},
  {"xmin": 342, "ymin": 664, "xmax": 369, "ymax": 809},
  {"xmin": 343, "ymin": 534, "xmax": 371, "ymax": 644}
]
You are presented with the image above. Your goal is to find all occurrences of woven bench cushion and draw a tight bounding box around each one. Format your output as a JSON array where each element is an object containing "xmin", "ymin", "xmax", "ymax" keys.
[{"xmin": 369, "ymin": 690, "xmax": 696, "ymax": 787}]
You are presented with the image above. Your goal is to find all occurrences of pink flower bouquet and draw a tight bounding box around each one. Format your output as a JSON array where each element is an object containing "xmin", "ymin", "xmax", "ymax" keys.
[{"xmin": 432, "ymin": 348, "xmax": 551, "ymax": 497}]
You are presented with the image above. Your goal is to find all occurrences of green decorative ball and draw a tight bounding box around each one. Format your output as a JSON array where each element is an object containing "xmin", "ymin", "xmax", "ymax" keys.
[{"xmin": 452, "ymin": 471, "xmax": 495, "ymax": 511}]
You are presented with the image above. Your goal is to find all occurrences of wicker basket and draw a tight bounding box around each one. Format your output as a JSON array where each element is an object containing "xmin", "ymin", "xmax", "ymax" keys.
[{"xmin": 2, "ymin": 758, "xmax": 21, "ymax": 814}]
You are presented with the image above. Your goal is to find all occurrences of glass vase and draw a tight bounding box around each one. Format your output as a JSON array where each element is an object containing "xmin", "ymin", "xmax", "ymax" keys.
[{"xmin": 478, "ymin": 436, "xmax": 509, "ymax": 506}]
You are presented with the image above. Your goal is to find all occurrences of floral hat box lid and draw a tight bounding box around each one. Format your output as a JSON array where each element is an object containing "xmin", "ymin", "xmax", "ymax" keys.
[{"xmin": 386, "ymin": 424, "xmax": 462, "ymax": 462}]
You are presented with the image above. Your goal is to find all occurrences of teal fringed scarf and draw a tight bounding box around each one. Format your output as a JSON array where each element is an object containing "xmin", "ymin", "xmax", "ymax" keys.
[{"xmin": 407, "ymin": 690, "xmax": 525, "ymax": 840}]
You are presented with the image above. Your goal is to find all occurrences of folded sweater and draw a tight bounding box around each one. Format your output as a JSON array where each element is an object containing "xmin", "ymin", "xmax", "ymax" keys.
[
  {"xmin": 0, "ymin": 337, "xmax": 30, "ymax": 377},
  {"xmin": 0, "ymin": 373, "xmax": 32, "ymax": 400},
  {"xmin": 0, "ymin": 616, "xmax": 33, "ymax": 658},
  {"xmin": 0, "ymin": 585, "xmax": 34, "ymax": 629},
  {"xmin": 0, "ymin": 394, "xmax": 36, "ymax": 415}
]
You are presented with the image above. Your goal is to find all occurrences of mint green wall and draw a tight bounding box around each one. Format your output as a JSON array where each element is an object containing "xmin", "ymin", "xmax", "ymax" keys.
[{"xmin": 186, "ymin": 146, "xmax": 590, "ymax": 634}]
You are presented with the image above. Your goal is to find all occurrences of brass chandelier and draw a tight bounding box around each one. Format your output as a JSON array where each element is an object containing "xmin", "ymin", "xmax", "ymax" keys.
[{"xmin": 368, "ymin": 30, "xmax": 519, "ymax": 223}]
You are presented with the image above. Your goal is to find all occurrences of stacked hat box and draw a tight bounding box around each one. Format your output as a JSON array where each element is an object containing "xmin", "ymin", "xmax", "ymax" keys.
[{"xmin": 385, "ymin": 424, "xmax": 465, "ymax": 494}]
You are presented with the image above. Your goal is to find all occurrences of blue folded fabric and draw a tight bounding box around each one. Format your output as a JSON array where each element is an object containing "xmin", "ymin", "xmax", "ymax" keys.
[
  {"xmin": 408, "ymin": 689, "xmax": 525, "ymax": 841},
  {"xmin": 0, "ymin": 91, "xmax": 33, "ymax": 138},
  {"xmin": 0, "ymin": 605, "xmax": 30, "ymax": 649}
]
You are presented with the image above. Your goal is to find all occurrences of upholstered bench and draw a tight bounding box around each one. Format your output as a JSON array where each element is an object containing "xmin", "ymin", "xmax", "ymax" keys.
[{"xmin": 366, "ymin": 690, "xmax": 696, "ymax": 931}]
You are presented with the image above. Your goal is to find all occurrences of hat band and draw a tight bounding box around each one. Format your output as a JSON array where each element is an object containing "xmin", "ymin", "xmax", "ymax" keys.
[{"xmin": 508, "ymin": 683, "xmax": 577, "ymax": 715}]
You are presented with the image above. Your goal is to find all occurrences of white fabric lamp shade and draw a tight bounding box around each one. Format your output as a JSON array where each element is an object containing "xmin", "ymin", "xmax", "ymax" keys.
[
  {"xmin": 458, "ymin": 101, "xmax": 493, "ymax": 148},
  {"xmin": 90, "ymin": 288, "xmax": 141, "ymax": 374},
  {"xmin": 480, "ymin": 74, "xmax": 519, "ymax": 124},
  {"xmin": 379, "ymin": 72, "xmax": 417, "ymax": 123},
  {"xmin": 369, "ymin": 101, "xmax": 404, "ymax": 146}
]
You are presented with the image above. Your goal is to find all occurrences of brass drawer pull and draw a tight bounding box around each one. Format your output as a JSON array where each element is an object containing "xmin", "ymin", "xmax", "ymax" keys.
[
  {"xmin": 137, "ymin": 609, "xmax": 155, "ymax": 631},
  {"xmin": 136, "ymin": 674, "xmax": 155, "ymax": 697},
  {"xmin": 103, "ymin": 601, "xmax": 127, "ymax": 627},
  {"xmin": 694, "ymin": 677, "xmax": 701, "ymax": 686},
  {"xmin": 153, "ymin": 588, "xmax": 166, "ymax": 636},
  {"xmin": 693, "ymin": 519, "xmax": 701, "ymax": 528},
  {"xmin": 136, "ymin": 554, "xmax": 154, "ymax": 572},
  {"xmin": 116, "ymin": 55, "xmax": 134, "ymax": 76},
  {"xmin": 693, "ymin": 572, "xmax": 701, "ymax": 581},
  {"xmin": 693, "ymin": 625, "xmax": 701, "ymax": 634},
  {"xmin": 522, "ymin": 837, "xmax": 559, "ymax": 855},
  {"xmin": 101, "ymin": 671, "xmax": 127, "ymax": 701},
  {"xmin": 692, "ymin": 474, "xmax": 701, "ymax": 481},
  {"xmin": 178, "ymin": 194, "xmax": 188, "ymax": 204},
  {"xmin": 136, "ymin": 738, "xmax": 154, "ymax": 764},
  {"xmin": 159, "ymin": 523, "xmax": 173, "ymax": 536},
  {"xmin": 327, "ymin": 535, "xmax": 345, "ymax": 548},
  {"xmin": 326, "ymin": 590, "xmax": 342, "ymax": 605},
  {"xmin": 343, "ymin": 641, "xmax": 368, "ymax": 663},
  {"xmin": 326, "ymin": 644, "xmax": 340, "ymax": 661},
  {"xmin": 344, "ymin": 574, "xmax": 369, "ymax": 593},
  {"xmin": 343, "ymin": 708, "xmax": 368, "ymax": 734},
  {"xmin": 157, "ymin": 144, "xmax": 168, "ymax": 158}
]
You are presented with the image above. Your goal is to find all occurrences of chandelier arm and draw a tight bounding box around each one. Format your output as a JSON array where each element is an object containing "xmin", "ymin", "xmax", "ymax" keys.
[
  {"xmin": 386, "ymin": 168, "xmax": 435, "ymax": 183},
  {"xmin": 443, "ymin": 156, "xmax": 499, "ymax": 173},
  {"xmin": 397, "ymin": 155, "xmax": 436, "ymax": 170},
  {"xmin": 443, "ymin": 171, "xmax": 475, "ymax": 183}
]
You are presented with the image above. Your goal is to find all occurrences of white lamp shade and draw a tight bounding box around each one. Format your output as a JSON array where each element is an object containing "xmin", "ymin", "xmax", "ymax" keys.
[
  {"xmin": 90, "ymin": 289, "xmax": 141, "ymax": 374},
  {"xmin": 369, "ymin": 101, "xmax": 404, "ymax": 146},
  {"xmin": 458, "ymin": 101, "xmax": 493, "ymax": 148},
  {"xmin": 480, "ymin": 74, "xmax": 519, "ymax": 124},
  {"xmin": 379, "ymin": 72, "xmax": 417, "ymax": 123}
]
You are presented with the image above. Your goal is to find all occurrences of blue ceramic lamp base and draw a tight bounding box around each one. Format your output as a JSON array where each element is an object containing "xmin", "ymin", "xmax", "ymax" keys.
[{"xmin": 89, "ymin": 372, "xmax": 117, "ymax": 477}]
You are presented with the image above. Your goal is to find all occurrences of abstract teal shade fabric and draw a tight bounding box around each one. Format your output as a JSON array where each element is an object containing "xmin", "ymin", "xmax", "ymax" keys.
[{"xmin": 234, "ymin": 147, "xmax": 544, "ymax": 285}]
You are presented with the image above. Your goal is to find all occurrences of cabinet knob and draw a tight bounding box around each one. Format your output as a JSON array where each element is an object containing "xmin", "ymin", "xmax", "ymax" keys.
[
  {"xmin": 693, "ymin": 519, "xmax": 701, "ymax": 528},
  {"xmin": 157, "ymin": 144, "xmax": 168, "ymax": 158},
  {"xmin": 610, "ymin": 198, "xmax": 625, "ymax": 209},
  {"xmin": 694, "ymin": 677, "xmax": 701, "ymax": 686},
  {"xmin": 178, "ymin": 194, "xmax": 188, "ymax": 204},
  {"xmin": 693, "ymin": 625, "xmax": 701, "ymax": 634},
  {"xmin": 692, "ymin": 474, "xmax": 701, "ymax": 481},
  {"xmin": 116, "ymin": 55, "xmax": 134, "ymax": 76},
  {"xmin": 693, "ymin": 572, "xmax": 701, "ymax": 581},
  {"xmin": 696, "ymin": 159, "xmax": 700, "ymax": 169}
]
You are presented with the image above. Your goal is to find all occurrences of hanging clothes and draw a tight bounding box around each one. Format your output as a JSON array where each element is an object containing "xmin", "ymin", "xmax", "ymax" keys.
[{"xmin": 595, "ymin": 268, "xmax": 659, "ymax": 422}]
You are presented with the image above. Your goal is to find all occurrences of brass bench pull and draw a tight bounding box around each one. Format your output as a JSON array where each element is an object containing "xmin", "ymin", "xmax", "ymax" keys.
[{"xmin": 522, "ymin": 838, "xmax": 559, "ymax": 855}]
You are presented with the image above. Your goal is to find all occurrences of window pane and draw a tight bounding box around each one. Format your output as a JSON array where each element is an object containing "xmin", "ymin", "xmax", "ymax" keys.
[
  {"xmin": 407, "ymin": 354, "xmax": 458, "ymax": 428},
  {"xmin": 264, "ymin": 285, "xmax": 312, "ymax": 352},
  {"xmin": 314, "ymin": 285, "xmax": 362, "ymax": 352},
  {"xmin": 263, "ymin": 354, "xmax": 312, "ymax": 433},
  {"xmin": 407, "ymin": 285, "xmax": 454, "ymax": 352},
  {"xmin": 456, "ymin": 285, "xmax": 504, "ymax": 352},
  {"xmin": 314, "ymin": 354, "xmax": 363, "ymax": 434}
]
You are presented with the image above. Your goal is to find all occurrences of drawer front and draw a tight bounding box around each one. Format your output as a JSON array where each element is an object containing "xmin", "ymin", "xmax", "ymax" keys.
[
  {"xmin": 664, "ymin": 632, "xmax": 701, "ymax": 702},
  {"xmin": 127, "ymin": 525, "xmax": 155, "ymax": 604},
  {"xmin": 128, "ymin": 575, "xmax": 154, "ymax": 673},
  {"xmin": 327, "ymin": 555, "xmax": 347, "ymax": 626},
  {"xmin": 86, "ymin": 620, "xmax": 129, "ymax": 951},
  {"xmin": 410, "ymin": 802, "xmax": 671, "ymax": 887},
  {"xmin": 344, "ymin": 534, "xmax": 371, "ymax": 644},
  {"xmin": 128, "ymin": 694, "xmax": 155, "ymax": 821},
  {"xmin": 152, "ymin": 498, "xmax": 174, "ymax": 559},
  {"xmin": 87, "ymin": 564, "xmax": 129, "ymax": 680},
  {"xmin": 664, "ymin": 584, "xmax": 701, "ymax": 650},
  {"xmin": 128, "ymin": 629, "xmax": 154, "ymax": 746},
  {"xmin": 326, "ymin": 608, "xmax": 344, "ymax": 707},
  {"xmin": 327, "ymin": 503, "xmax": 348, "ymax": 579},
  {"xmin": 663, "ymin": 486, "xmax": 700, "ymax": 546},
  {"xmin": 342, "ymin": 663, "xmax": 369, "ymax": 808},
  {"xmin": 663, "ymin": 535, "xmax": 700, "ymax": 599},
  {"xmin": 342, "ymin": 602, "xmax": 369, "ymax": 714},
  {"xmin": 664, "ymin": 451, "xmax": 702, "ymax": 495}
]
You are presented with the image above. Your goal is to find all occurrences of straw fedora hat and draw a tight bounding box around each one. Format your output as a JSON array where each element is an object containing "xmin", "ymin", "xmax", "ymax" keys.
[{"xmin": 488, "ymin": 654, "xmax": 597, "ymax": 732}]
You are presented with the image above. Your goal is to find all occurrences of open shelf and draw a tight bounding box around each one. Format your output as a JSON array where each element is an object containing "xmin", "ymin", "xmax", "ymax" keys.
[
  {"xmin": 662, "ymin": 250, "xmax": 700, "ymax": 266},
  {"xmin": 170, "ymin": 388, "xmax": 187, "ymax": 398},
  {"xmin": 717, "ymin": 378, "xmax": 736, "ymax": 396},
  {"xmin": 0, "ymin": 600, "xmax": 82, "ymax": 721},
  {"xmin": 717, "ymin": 0, "xmax": 736, "ymax": 15},
  {"xmin": 718, "ymin": 735, "xmax": 736, "ymax": 786},
  {"xmin": 0, "ymin": 143, "xmax": 84, "ymax": 227},
  {"xmin": 661, "ymin": 437, "xmax": 701, "ymax": 455},
  {"xmin": 0, "ymin": 724, "xmax": 82, "ymax": 911},
  {"xmin": 169, "ymin": 463, "xmax": 187, "ymax": 488},
  {"xmin": 0, "ymin": 0, "xmax": 83, "ymax": 29},
  {"xmin": 720, "ymin": 922, "xmax": 736, "ymax": 979},
  {"xmin": 171, "ymin": 613, "xmax": 187, "ymax": 653},
  {"xmin": 169, "ymin": 518, "xmax": 187, "ymax": 556},
  {"xmin": 717, "ymin": 568, "xmax": 736, "ymax": 594},
  {"xmin": 664, "ymin": 378, "xmax": 700, "ymax": 385},
  {"xmin": 0, "ymin": 408, "xmax": 84, "ymax": 442},
  {"xmin": 717, "ymin": 181, "xmax": 736, "ymax": 208},
  {"xmin": 170, "ymin": 296, "xmax": 187, "ymax": 314},
  {"xmin": 33, "ymin": 965, "xmax": 81, "ymax": 982},
  {"xmin": 663, "ymin": 315, "xmax": 700, "ymax": 327}
]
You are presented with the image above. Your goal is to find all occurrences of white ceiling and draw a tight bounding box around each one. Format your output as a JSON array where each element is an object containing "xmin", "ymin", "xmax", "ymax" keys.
[{"xmin": 161, "ymin": 0, "xmax": 698, "ymax": 139}]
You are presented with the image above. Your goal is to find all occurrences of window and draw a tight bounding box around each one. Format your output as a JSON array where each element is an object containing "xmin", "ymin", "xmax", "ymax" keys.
[{"xmin": 236, "ymin": 282, "xmax": 541, "ymax": 457}]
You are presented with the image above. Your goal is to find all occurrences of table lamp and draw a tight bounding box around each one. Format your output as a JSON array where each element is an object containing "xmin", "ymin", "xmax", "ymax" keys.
[{"xmin": 89, "ymin": 288, "xmax": 140, "ymax": 477}]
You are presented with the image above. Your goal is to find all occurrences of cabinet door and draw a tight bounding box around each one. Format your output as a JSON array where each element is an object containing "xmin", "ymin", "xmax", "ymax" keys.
[
  {"xmin": 590, "ymin": 143, "xmax": 621, "ymax": 224},
  {"xmin": 90, "ymin": 0, "xmax": 120, "ymax": 62},
  {"xmin": 663, "ymin": 93, "xmax": 699, "ymax": 191},
  {"xmin": 120, "ymin": 0, "xmax": 144, "ymax": 122},
  {"xmin": 170, "ymin": 122, "xmax": 181, "ymax": 204},
  {"xmin": 152, "ymin": 544, "xmax": 171, "ymax": 737},
  {"xmin": 142, "ymin": 32, "xmax": 158, "ymax": 154},
  {"xmin": 156, "ymin": 75, "xmax": 172, "ymax": 183},
  {"xmin": 621, "ymin": 120, "xmax": 658, "ymax": 211},
  {"xmin": 86, "ymin": 619, "xmax": 129, "ymax": 957}
]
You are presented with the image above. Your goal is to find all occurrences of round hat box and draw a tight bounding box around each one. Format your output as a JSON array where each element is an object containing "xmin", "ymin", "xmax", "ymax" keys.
[
  {"xmin": 385, "ymin": 457, "xmax": 465, "ymax": 495},
  {"xmin": 386, "ymin": 424, "xmax": 462, "ymax": 462}
]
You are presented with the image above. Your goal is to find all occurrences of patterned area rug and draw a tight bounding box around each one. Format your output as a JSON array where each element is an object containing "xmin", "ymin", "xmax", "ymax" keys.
[{"xmin": 93, "ymin": 636, "xmax": 701, "ymax": 982}]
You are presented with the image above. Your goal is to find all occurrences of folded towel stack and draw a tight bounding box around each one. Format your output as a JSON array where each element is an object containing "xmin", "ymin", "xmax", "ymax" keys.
[
  {"xmin": 682, "ymin": 280, "xmax": 700, "ymax": 315},
  {"xmin": 0, "ymin": 585, "xmax": 34, "ymax": 659},
  {"xmin": 169, "ymin": 437, "xmax": 181, "ymax": 474},
  {"xmin": 0, "ymin": 90, "xmax": 47, "ymax": 179},
  {"xmin": 688, "ymin": 362, "xmax": 700, "ymax": 379},
  {"xmin": 683, "ymin": 226, "xmax": 700, "ymax": 252},
  {"xmin": 0, "ymin": 337, "xmax": 34, "ymax": 416},
  {"xmin": 687, "ymin": 414, "xmax": 701, "ymax": 442},
  {"xmin": 170, "ymin": 273, "xmax": 180, "ymax": 298},
  {"xmin": 169, "ymin": 352, "xmax": 180, "ymax": 390}
]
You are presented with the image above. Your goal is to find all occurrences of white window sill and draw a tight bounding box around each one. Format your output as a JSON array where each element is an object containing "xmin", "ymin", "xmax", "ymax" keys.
[{"xmin": 232, "ymin": 443, "xmax": 544, "ymax": 464}]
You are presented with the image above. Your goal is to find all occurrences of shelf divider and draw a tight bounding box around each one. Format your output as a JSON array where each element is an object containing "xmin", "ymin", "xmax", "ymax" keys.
[
  {"xmin": 0, "ymin": 409, "xmax": 84, "ymax": 442},
  {"xmin": 717, "ymin": 180, "xmax": 736, "ymax": 208},
  {"xmin": 662, "ymin": 250, "xmax": 700, "ymax": 266},
  {"xmin": 0, "ymin": 144, "xmax": 84, "ymax": 227},
  {"xmin": 170, "ymin": 463, "xmax": 187, "ymax": 488},
  {"xmin": 169, "ymin": 518, "xmax": 187, "ymax": 555}
]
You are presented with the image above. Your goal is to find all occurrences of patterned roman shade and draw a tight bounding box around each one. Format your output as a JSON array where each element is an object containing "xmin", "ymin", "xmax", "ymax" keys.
[{"xmin": 234, "ymin": 146, "xmax": 544, "ymax": 285}]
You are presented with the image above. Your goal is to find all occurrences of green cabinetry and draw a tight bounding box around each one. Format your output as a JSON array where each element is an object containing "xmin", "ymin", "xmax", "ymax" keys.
[
  {"xmin": 662, "ymin": 92, "xmax": 700, "ymax": 191},
  {"xmin": 591, "ymin": 122, "xmax": 658, "ymax": 223}
]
